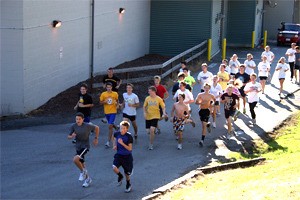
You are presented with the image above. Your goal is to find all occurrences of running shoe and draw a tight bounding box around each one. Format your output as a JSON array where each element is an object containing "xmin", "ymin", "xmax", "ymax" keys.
[
  {"xmin": 206, "ymin": 122, "xmax": 211, "ymax": 133},
  {"xmin": 212, "ymin": 122, "xmax": 216, "ymax": 128},
  {"xmin": 155, "ymin": 128, "xmax": 161, "ymax": 134},
  {"xmin": 78, "ymin": 170, "xmax": 87, "ymax": 181},
  {"xmin": 113, "ymin": 124, "xmax": 120, "ymax": 131},
  {"xmin": 233, "ymin": 110, "xmax": 241, "ymax": 121},
  {"xmin": 101, "ymin": 119, "xmax": 107, "ymax": 124},
  {"xmin": 134, "ymin": 134, "xmax": 138, "ymax": 140},
  {"xmin": 243, "ymin": 108, "xmax": 246, "ymax": 114},
  {"xmin": 252, "ymin": 119, "xmax": 256, "ymax": 125},
  {"xmin": 72, "ymin": 139, "xmax": 77, "ymax": 144},
  {"xmin": 125, "ymin": 183, "xmax": 132, "ymax": 193},
  {"xmin": 177, "ymin": 144, "xmax": 182, "ymax": 150},
  {"xmin": 105, "ymin": 141, "xmax": 110, "ymax": 148},
  {"xmin": 226, "ymin": 133, "xmax": 232, "ymax": 140},
  {"xmin": 118, "ymin": 174, "xmax": 124, "ymax": 186},
  {"xmin": 199, "ymin": 140, "xmax": 203, "ymax": 147},
  {"xmin": 82, "ymin": 177, "xmax": 92, "ymax": 187},
  {"xmin": 148, "ymin": 144, "xmax": 154, "ymax": 150},
  {"xmin": 190, "ymin": 120, "xmax": 196, "ymax": 128},
  {"xmin": 163, "ymin": 114, "xmax": 169, "ymax": 122}
]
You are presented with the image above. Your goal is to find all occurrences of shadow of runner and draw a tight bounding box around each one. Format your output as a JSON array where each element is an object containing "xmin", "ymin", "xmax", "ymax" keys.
[{"xmin": 264, "ymin": 94, "xmax": 293, "ymax": 111}]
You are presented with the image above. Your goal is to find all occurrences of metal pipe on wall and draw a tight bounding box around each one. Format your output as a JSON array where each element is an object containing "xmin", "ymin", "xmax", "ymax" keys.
[{"xmin": 89, "ymin": 0, "xmax": 95, "ymax": 90}]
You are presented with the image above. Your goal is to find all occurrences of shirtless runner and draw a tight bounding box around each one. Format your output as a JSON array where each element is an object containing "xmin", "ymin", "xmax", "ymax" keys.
[
  {"xmin": 170, "ymin": 93, "xmax": 190, "ymax": 150},
  {"xmin": 195, "ymin": 83, "xmax": 215, "ymax": 147}
]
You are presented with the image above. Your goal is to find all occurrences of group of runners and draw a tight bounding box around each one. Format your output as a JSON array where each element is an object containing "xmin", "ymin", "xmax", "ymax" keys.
[{"xmin": 67, "ymin": 44, "xmax": 300, "ymax": 190}]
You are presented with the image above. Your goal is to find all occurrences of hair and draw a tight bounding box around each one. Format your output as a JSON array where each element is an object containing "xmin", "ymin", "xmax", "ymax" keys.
[
  {"xmin": 182, "ymin": 68, "xmax": 189, "ymax": 72},
  {"xmin": 108, "ymin": 67, "xmax": 114, "ymax": 71},
  {"xmin": 295, "ymin": 46, "xmax": 299, "ymax": 50},
  {"xmin": 220, "ymin": 64, "xmax": 226, "ymax": 69},
  {"xmin": 181, "ymin": 61, "xmax": 187, "ymax": 65},
  {"xmin": 233, "ymin": 79, "xmax": 243, "ymax": 89},
  {"xmin": 178, "ymin": 72, "xmax": 185, "ymax": 78},
  {"xmin": 126, "ymin": 83, "xmax": 134, "ymax": 88},
  {"xmin": 226, "ymin": 84, "xmax": 234, "ymax": 89},
  {"xmin": 154, "ymin": 75, "xmax": 161, "ymax": 81},
  {"xmin": 201, "ymin": 63, "xmax": 208, "ymax": 67},
  {"xmin": 240, "ymin": 64, "xmax": 245, "ymax": 68},
  {"xmin": 105, "ymin": 82, "xmax": 113, "ymax": 87},
  {"xmin": 148, "ymin": 86, "xmax": 157, "ymax": 92},
  {"xmin": 251, "ymin": 73, "xmax": 257, "ymax": 78},
  {"xmin": 80, "ymin": 83, "xmax": 88, "ymax": 89},
  {"xmin": 179, "ymin": 81, "xmax": 187, "ymax": 87},
  {"xmin": 178, "ymin": 93, "xmax": 186, "ymax": 100},
  {"xmin": 231, "ymin": 54, "xmax": 238, "ymax": 60},
  {"xmin": 76, "ymin": 112, "xmax": 84, "ymax": 119},
  {"xmin": 203, "ymin": 83, "xmax": 211, "ymax": 89},
  {"xmin": 213, "ymin": 75, "xmax": 218, "ymax": 79},
  {"xmin": 247, "ymin": 53, "xmax": 253, "ymax": 59},
  {"xmin": 222, "ymin": 59, "xmax": 228, "ymax": 63},
  {"xmin": 120, "ymin": 120, "xmax": 130, "ymax": 129},
  {"xmin": 265, "ymin": 45, "xmax": 270, "ymax": 50},
  {"xmin": 278, "ymin": 57, "xmax": 286, "ymax": 63}
]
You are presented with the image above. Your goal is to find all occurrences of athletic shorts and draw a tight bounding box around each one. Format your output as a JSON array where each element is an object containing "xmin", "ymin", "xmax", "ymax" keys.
[
  {"xmin": 123, "ymin": 113, "xmax": 136, "ymax": 122},
  {"xmin": 238, "ymin": 86, "xmax": 246, "ymax": 97},
  {"xmin": 173, "ymin": 116, "xmax": 185, "ymax": 132},
  {"xmin": 224, "ymin": 109, "xmax": 235, "ymax": 119},
  {"xmin": 279, "ymin": 78, "xmax": 285, "ymax": 81},
  {"xmin": 198, "ymin": 109, "xmax": 210, "ymax": 122},
  {"xmin": 259, "ymin": 76, "xmax": 268, "ymax": 80},
  {"xmin": 105, "ymin": 113, "xmax": 116, "ymax": 125},
  {"xmin": 113, "ymin": 154, "xmax": 133, "ymax": 176},
  {"xmin": 214, "ymin": 101, "xmax": 220, "ymax": 106},
  {"xmin": 76, "ymin": 148, "xmax": 89, "ymax": 163},
  {"xmin": 295, "ymin": 65, "xmax": 300, "ymax": 70},
  {"xmin": 145, "ymin": 119, "xmax": 159, "ymax": 129}
]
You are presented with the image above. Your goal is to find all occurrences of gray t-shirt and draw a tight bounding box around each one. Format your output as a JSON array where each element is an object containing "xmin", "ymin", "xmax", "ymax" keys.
[{"xmin": 69, "ymin": 123, "xmax": 96, "ymax": 151}]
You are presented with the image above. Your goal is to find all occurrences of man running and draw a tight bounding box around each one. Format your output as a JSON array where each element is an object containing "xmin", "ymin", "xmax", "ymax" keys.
[
  {"xmin": 172, "ymin": 72, "xmax": 192, "ymax": 95},
  {"xmin": 195, "ymin": 83, "xmax": 215, "ymax": 147},
  {"xmin": 221, "ymin": 85, "xmax": 239, "ymax": 139},
  {"xmin": 112, "ymin": 121, "xmax": 134, "ymax": 193},
  {"xmin": 67, "ymin": 112, "xmax": 100, "ymax": 188},
  {"xmin": 143, "ymin": 86, "xmax": 167, "ymax": 150},
  {"xmin": 197, "ymin": 63, "xmax": 213, "ymax": 92},
  {"xmin": 170, "ymin": 93, "xmax": 190, "ymax": 150},
  {"xmin": 121, "ymin": 83, "xmax": 139, "ymax": 139},
  {"xmin": 235, "ymin": 64, "xmax": 250, "ymax": 114},
  {"xmin": 99, "ymin": 82, "xmax": 119, "ymax": 148}
]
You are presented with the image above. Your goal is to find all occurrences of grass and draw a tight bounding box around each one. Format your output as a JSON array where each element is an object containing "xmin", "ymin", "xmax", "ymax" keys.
[{"xmin": 157, "ymin": 112, "xmax": 300, "ymax": 200}]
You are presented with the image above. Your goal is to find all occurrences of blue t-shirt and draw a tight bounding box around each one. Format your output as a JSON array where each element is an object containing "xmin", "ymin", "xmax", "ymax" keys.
[{"xmin": 114, "ymin": 131, "xmax": 133, "ymax": 155}]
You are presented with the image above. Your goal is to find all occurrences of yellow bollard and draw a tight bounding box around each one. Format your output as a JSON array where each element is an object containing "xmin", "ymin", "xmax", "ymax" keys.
[
  {"xmin": 252, "ymin": 31, "xmax": 255, "ymax": 48},
  {"xmin": 264, "ymin": 31, "xmax": 267, "ymax": 48},
  {"xmin": 222, "ymin": 38, "xmax": 226, "ymax": 60},
  {"xmin": 207, "ymin": 39, "xmax": 212, "ymax": 61}
]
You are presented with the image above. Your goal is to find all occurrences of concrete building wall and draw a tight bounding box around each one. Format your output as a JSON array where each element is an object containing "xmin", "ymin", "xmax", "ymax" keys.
[
  {"xmin": 263, "ymin": 0, "xmax": 295, "ymax": 40},
  {"xmin": 1, "ymin": 0, "xmax": 150, "ymax": 116}
]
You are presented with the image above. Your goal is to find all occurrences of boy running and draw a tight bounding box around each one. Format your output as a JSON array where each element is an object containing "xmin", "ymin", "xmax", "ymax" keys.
[
  {"xmin": 221, "ymin": 85, "xmax": 239, "ymax": 139},
  {"xmin": 67, "ymin": 112, "xmax": 100, "ymax": 187},
  {"xmin": 170, "ymin": 93, "xmax": 190, "ymax": 150},
  {"xmin": 195, "ymin": 83, "xmax": 215, "ymax": 147},
  {"xmin": 113, "ymin": 121, "xmax": 134, "ymax": 193},
  {"xmin": 121, "ymin": 83, "xmax": 140, "ymax": 139},
  {"xmin": 100, "ymin": 82, "xmax": 119, "ymax": 148}
]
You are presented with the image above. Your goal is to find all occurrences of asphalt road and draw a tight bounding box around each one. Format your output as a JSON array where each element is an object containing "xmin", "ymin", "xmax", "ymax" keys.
[{"xmin": 1, "ymin": 45, "xmax": 300, "ymax": 199}]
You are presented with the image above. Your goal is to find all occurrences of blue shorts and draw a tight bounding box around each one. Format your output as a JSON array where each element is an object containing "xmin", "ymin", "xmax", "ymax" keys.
[
  {"xmin": 113, "ymin": 154, "xmax": 133, "ymax": 175},
  {"xmin": 105, "ymin": 114, "xmax": 116, "ymax": 125}
]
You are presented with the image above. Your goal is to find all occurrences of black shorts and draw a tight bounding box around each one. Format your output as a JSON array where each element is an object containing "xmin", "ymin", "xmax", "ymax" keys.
[
  {"xmin": 214, "ymin": 101, "xmax": 220, "ymax": 106},
  {"xmin": 259, "ymin": 76, "xmax": 268, "ymax": 80},
  {"xmin": 198, "ymin": 109, "xmax": 210, "ymax": 122},
  {"xmin": 295, "ymin": 65, "xmax": 300, "ymax": 70},
  {"xmin": 123, "ymin": 113, "xmax": 136, "ymax": 122},
  {"xmin": 224, "ymin": 109, "xmax": 235, "ymax": 119},
  {"xmin": 113, "ymin": 154, "xmax": 133, "ymax": 175},
  {"xmin": 239, "ymin": 86, "xmax": 246, "ymax": 97},
  {"xmin": 146, "ymin": 119, "xmax": 159, "ymax": 129},
  {"xmin": 279, "ymin": 78, "xmax": 285, "ymax": 81},
  {"xmin": 76, "ymin": 148, "xmax": 89, "ymax": 163}
]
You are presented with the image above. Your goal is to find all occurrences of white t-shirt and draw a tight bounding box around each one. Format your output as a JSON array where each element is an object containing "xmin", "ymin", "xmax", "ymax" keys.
[
  {"xmin": 244, "ymin": 82, "xmax": 262, "ymax": 103},
  {"xmin": 225, "ymin": 65, "xmax": 231, "ymax": 74},
  {"xmin": 261, "ymin": 51, "xmax": 274, "ymax": 64},
  {"xmin": 174, "ymin": 89, "xmax": 194, "ymax": 110},
  {"xmin": 275, "ymin": 63, "xmax": 289, "ymax": 79},
  {"xmin": 210, "ymin": 83, "xmax": 223, "ymax": 101},
  {"xmin": 229, "ymin": 60, "xmax": 240, "ymax": 74},
  {"xmin": 244, "ymin": 59, "xmax": 256, "ymax": 75},
  {"xmin": 257, "ymin": 61, "xmax": 270, "ymax": 77},
  {"xmin": 197, "ymin": 71, "xmax": 213, "ymax": 89},
  {"xmin": 285, "ymin": 48, "xmax": 296, "ymax": 62},
  {"xmin": 122, "ymin": 92, "xmax": 139, "ymax": 116}
]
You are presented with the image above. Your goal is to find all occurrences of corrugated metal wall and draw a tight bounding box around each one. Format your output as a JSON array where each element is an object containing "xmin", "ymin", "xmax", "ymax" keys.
[
  {"xmin": 150, "ymin": 1, "xmax": 211, "ymax": 56},
  {"xmin": 226, "ymin": 0, "xmax": 255, "ymax": 46}
]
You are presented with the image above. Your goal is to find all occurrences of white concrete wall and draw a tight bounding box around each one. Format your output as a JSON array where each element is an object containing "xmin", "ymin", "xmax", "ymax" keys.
[
  {"xmin": 1, "ymin": 0, "xmax": 24, "ymax": 115},
  {"xmin": 93, "ymin": 0, "xmax": 150, "ymax": 73},
  {"xmin": 263, "ymin": 0, "xmax": 295, "ymax": 40},
  {"xmin": 1, "ymin": 0, "xmax": 150, "ymax": 116}
]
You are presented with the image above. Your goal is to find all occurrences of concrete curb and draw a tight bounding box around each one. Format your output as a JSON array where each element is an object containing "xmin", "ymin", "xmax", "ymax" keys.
[{"xmin": 142, "ymin": 157, "xmax": 266, "ymax": 200}]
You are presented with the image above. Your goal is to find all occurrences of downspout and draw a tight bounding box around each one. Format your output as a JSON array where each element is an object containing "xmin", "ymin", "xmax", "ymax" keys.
[{"xmin": 90, "ymin": 0, "xmax": 95, "ymax": 90}]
